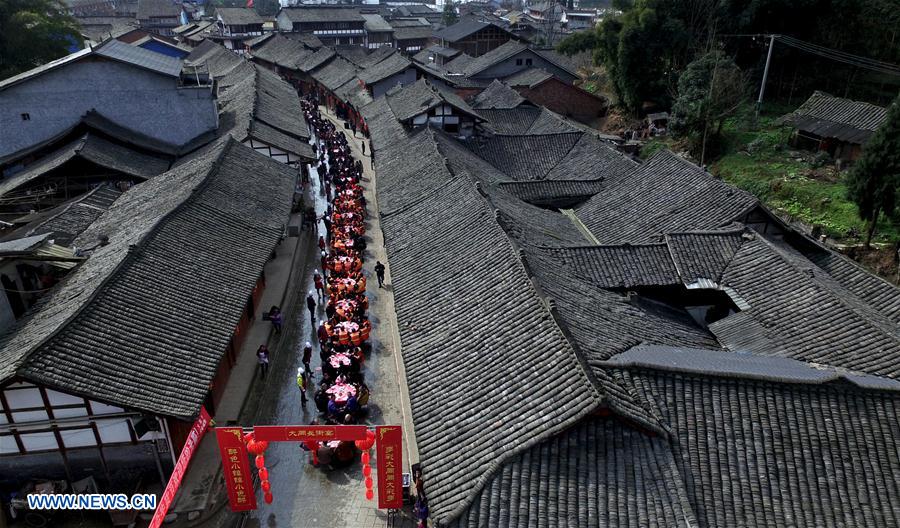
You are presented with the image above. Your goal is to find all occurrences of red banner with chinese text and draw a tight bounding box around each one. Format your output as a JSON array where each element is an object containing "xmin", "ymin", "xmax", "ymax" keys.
[
  {"xmin": 252, "ymin": 425, "xmax": 367, "ymax": 442},
  {"xmin": 215, "ymin": 427, "xmax": 258, "ymax": 512},
  {"xmin": 149, "ymin": 407, "xmax": 211, "ymax": 528},
  {"xmin": 376, "ymin": 426, "xmax": 402, "ymax": 509}
]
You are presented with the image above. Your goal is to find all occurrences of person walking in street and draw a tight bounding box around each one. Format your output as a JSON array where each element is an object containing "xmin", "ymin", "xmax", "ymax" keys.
[
  {"xmin": 314, "ymin": 271, "xmax": 325, "ymax": 300},
  {"xmin": 268, "ymin": 306, "xmax": 283, "ymax": 333},
  {"xmin": 302, "ymin": 341, "xmax": 313, "ymax": 375},
  {"xmin": 375, "ymin": 261, "xmax": 386, "ymax": 288},
  {"xmin": 318, "ymin": 236, "xmax": 326, "ymax": 252},
  {"xmin": 361, "ymin": 141, "xmax": 366, "ymax": 156},
  {"xmin": 297, "ymin": 367, "xmax": 309, "ymax": 406},
  {"xmin": 320, "ymin": 250, "xmax": 328, "ymax": 274},
  {"xmin": 257, "ymin": 344, "xmax": 270, "ymax": 379},
  {"xmin": 307, "ymin": 292, "xmax": 317, "ymax": 324},
  {"xmin": 317, "ymin": 322, "xmax": 328, "ymax": 343}
]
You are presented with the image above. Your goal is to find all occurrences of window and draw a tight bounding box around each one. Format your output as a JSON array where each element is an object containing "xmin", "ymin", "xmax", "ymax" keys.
[
  {"xmin": 515, "ymin": 58, "xmax": 523, "ymax": 66},
  {"xmin": 20, "ymin": 113, "xmax": 30, "ymax": 121},
  {"xmin": 525, "ymin": 58, "xmax": 533, "ymax": 66}
]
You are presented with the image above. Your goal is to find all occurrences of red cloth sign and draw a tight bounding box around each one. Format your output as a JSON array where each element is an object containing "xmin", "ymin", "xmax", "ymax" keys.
[
  {"xmin": 253, "ymin": 425, "xmax": 367, "ymax": 442},
  {"xmin": 376, "ymin": 426, "xmax": 403, "ymax": 509},
  {"xmin": 215, "ymin": 427, "xmax": 258, "ymax": 512},
  {"xmin": 149, "ymin": 407, "xmax": 211, "ymax": 528}
]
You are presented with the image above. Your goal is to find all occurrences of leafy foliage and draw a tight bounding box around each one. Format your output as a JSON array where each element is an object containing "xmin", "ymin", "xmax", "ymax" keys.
[
  {"xmin": 583, "ymin": 0, "xmax": 900, "ymax": 113},
  {"xmin": 556, "ymin": 30, "xmax": 597, "ymax": 57},
  {"xmin": 670, "ymin": 52, "xmax": 746, "ymax": 156},
  {"xmin": 0, "ymin": 0, "xmax": 82, "ymax": 80},
  {"xmin": 846, "ymin": 93, "xmax": 900, "ymax": 245},
  {"xmin": 442, "ymin": 2, "xmax": 458, "ymax": 26}
]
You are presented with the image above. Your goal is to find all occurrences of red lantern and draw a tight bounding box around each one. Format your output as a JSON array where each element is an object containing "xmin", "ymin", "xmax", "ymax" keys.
[
  {"xmin": 364, "ymin": 477, "xmax": 373, "ymax": 488},
  {"xmin": 259, "ymin": 468, "xmax": 269, "ymax": 480},
  {"xmin": 354, "ymin": 440, "xmax": 368, "ymax": 451},
  {"xmin": 365, "ymin": 489, "xmax": 374, "ymax": 501},
  {"xmin": 255, "ymin": 455, "xmax": 266, "ymax": 469},
  {"xmin": 264, "ymin": 492, "xmax": 273, "ymax": 504},
  {"xmin": 362, "ymin": 464, "xmax": 371, "ymax": 477},
  {"xmin": 247, "ymin": 440, "xmax": 263, "ymax": 455},
  {"xmin": 261, "ymin": 480, "xmax": 271, "ymax": 493},
  {"xmin": 366, "ymin": 430, "xmax": 375, "ymax": 441},
  {"xmin": 361, "ymin": 452, "xmax": 370, "ymax": 464},
  {"xmin": 243, "ymin": 432, "xmax": 254, "ymax": 444}
]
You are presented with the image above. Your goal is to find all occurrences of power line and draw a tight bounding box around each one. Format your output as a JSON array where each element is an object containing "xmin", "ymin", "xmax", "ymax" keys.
[{"xmin": 721, "ymin": 33, "xmax": 900, "ymax": 77}]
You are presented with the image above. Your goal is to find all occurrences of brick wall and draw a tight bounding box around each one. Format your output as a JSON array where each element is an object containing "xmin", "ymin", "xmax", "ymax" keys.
[{"xmin": 516, "ymin": 78, "xmax": 607, "ymax": 122}]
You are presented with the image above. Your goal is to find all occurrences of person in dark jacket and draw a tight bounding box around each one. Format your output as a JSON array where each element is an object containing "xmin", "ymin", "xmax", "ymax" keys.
[
  {"xmin": 306, "ymin": 292, "xmax": 317, "ymax": 324},
  {"xmin": 374, "ymin": 261, "xmax": 386, "ymax": 288}
]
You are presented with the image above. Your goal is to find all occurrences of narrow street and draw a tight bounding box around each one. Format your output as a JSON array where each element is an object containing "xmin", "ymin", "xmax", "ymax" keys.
[{"xmin": 229, "ymin": 107, "xmax": 416, "ymax": 528}]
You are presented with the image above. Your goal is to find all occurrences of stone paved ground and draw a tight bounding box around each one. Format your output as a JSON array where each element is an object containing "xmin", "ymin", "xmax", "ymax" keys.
[{"xmin": 223, "ymin": 107, "xmax": 418, "ymax": 528}]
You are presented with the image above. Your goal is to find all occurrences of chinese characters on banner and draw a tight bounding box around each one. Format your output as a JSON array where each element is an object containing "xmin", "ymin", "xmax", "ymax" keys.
[
  {"xmin": 252, "ymin": 425, "xmax": 368, "ymax": 442},
  {"xmin": 376, "ymin": 426, "xmax": 403, "ymax": 509},
  {"xmin": 214, "ymin": 427, "xmax": 258, "ymax": 512},
  {"xmin": 149, "ymin": 407, "xmax": 211, "ymax": 528}
]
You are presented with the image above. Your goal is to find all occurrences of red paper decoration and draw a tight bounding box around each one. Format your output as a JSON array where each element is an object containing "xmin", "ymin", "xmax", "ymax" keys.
[
  {"xmin": 261, "ymin": 480, "xmax": 271, "ymax": 493},
  {"xmin": 365, "ymin": 477, "xmax": 373, "ymax": 488},
  {"xmin": 365, "ymin": 489, "xmax": 374, "ymax": 501},
  {"xmin": 264, "ymin": 492, "xmax": 274, "ymax": 504},
  {"xmin": 361, "ymin": 451, "xmax": 370, "ymax": 464},
  {"xmin": 362, "ymin": 464, "xmax": 371, "ymax": 477},
  {"xmin": 255, "ymin": 455, "xmax": 266, "ymax": 469},
  {"xmin": 259, "ymin": 468, "xmax": 269, "ymax": 480}
]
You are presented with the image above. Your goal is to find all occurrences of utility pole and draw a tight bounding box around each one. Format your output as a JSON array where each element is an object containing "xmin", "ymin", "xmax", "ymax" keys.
[{"xmin": 756, "ymin": 34, "xmax": 775, "ymax": 118}]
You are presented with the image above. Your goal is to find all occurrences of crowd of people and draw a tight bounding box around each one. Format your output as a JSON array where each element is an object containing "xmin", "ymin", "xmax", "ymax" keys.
[{"xmin": 299, "ymin": 97, "xmax": 374, "ymax": 468}]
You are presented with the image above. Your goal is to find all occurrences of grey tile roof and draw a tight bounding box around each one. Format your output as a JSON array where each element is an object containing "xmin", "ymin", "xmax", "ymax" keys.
[
  {"xmin": 496, "ymin": 178, "xmax": 603, "ymax": 207},
  {"xmin": 0, "ymin": 138, "xmax": 295, "ymax": 419},
  {"xmin": 665, "ymin": 229, "xmax": 747, "ymax": 284},
  {"xmin": 462, "ymin": 40, "xmax": 528, "ymax": 76},
  {"xmin": 295, "ymin": 47, "xmax": 335, "ymax": 73},
  {"xmin": 718, "ymin": 235, "xmax": 900, "ymax": 378},
  {"xmin": 449, "ymin": 417, "xmax": 695, "ymax": 528},
  {"xmin": 465, "ymin": 132, "xmax": 582, "ymax": 180},
  {"xmin": 0, "ymin": 134, "xmax": 169, "ymax": 199},
  {"xmin": 281, "ymin": 31, "xmax": 324, "ymax": 49},
  {"xmin": 4, "ymin": 186, "xmax": 122, "ymax": 247},
  {"xmin": 358, "ymin": 51, "xmax": 412, "ymax": 85},
  {"xmin": 433, "ymin": 18, "xmax": 491, "ymax": 42},
  {"xmin": 624, "ymin": 365, "xmax": 900, "ymax": 527},
  {"xmin": 251, "ymin": 33, "xmax": 314, "ymax": 70},
  {"xmin": 576, "ymin": 150, "xmax": 759, "ymax": 244},
  {"xmin": 795, "ymin": 238, "xmax": 900, "ymax": 323},
  {"xmin": 361, "ymin": 13, "xmax": 393, "ymax": 32},
  {"xmin": 136, "ymin": 0, "xmax": 180, "ymax": 19},
  {"xmin": 0, "ymin": 39, "xmax": 180, "ymax": 93},
  {"xmin": 524, "ymin": 107, "xmax": 580, "ymax": 134},
  {"xmin": 391, "ymin": 25, "xmax": 434, "ymax": 41},
  {"xmin": 477, "ymin": 107, "xmax": 540, "ymax": 133},
  {"xmin": 544, "ymin": 244, "xmax": 679, "ymax": 288},
  {"xmin": 465, "ymin": 130, "xmax": 631, "ymax": 182},
  {"xmin": 363, "ymin": 101, "xmax": 603, "ymax": 525},
  {"xmin": 215, "ymin": 7, "xmax": 263, "ymax": 26},
  {"xmin": 384, "ymin": 78, "xmax": 480, "ymax": 123},
  {"xmin": 778, "ymin": 91, "xmax": 887, "ymax": 144},
  {"xmin": 255, "ymin": 66, "xmax": 310, "ymax": 141},
  {"xmin": 279, "ymin": 6, "xmax": 364, "ymax": 23},
  {"xmin": 607, "ymin": 345, "xmax": 900, "ymax": 390},
  {"xmin": 311, "ymin": 56, "xmax": 358, "ymax": 91},
  {"xmin": 502, "ymin": 67, "xmax": 552, "ymax": 88},
  {"xmin": 333, "ymin": 77, "xmax": 373, "ymax": 110},
  {"xmin": 471, "ymin": 79, "xmax": 526, "ymax": 109}
]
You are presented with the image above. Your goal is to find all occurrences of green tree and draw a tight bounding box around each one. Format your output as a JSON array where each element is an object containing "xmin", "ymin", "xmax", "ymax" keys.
[
  {"xmin": 846, "ymin": 93, "xmax": 900, "ymax": 247},
  {"xmin": 556, "ymin": 30, "xmax": 597, "ymax": 57},
  {"xmin": 442, "ymin": 2, "xmax": 458, "ymax": 26},
  {"xmin": 670, "ymin": 51, "xmax": 746, "ymax": 161},
  {"xmin": 0, "ymin": 0, "xmax": 82, "ymax": 80}
]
